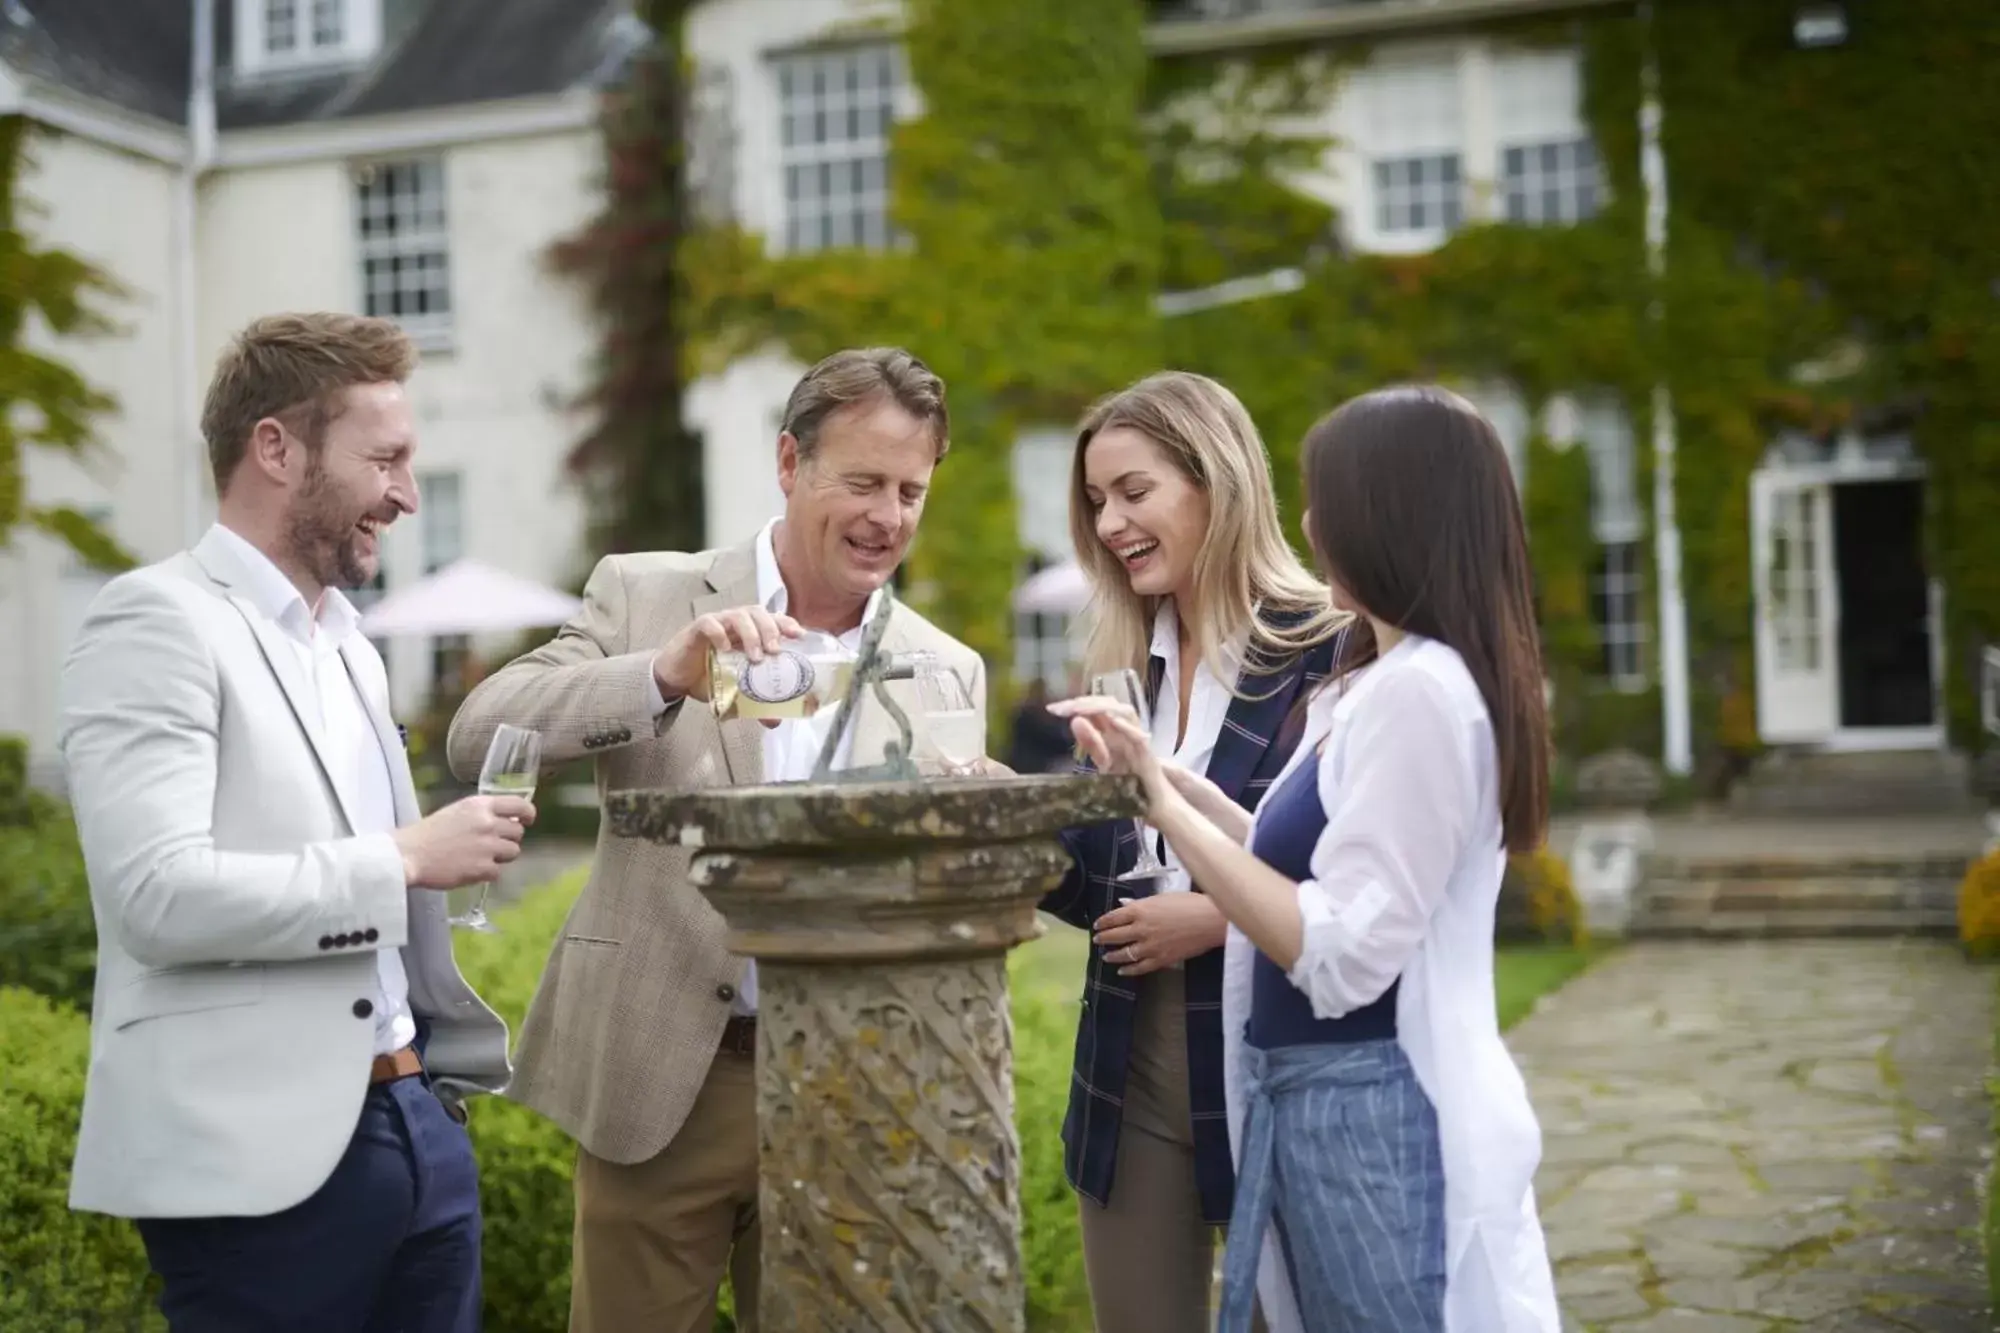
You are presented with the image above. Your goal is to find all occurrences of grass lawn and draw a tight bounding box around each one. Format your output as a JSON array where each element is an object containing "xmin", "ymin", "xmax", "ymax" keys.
[{"xmin": 1020, "ymin": 914, "xmax": 1594, "ymax": 1029}]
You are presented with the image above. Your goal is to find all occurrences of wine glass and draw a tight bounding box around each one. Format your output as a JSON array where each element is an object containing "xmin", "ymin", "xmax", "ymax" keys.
[
  {"xmin": 1087, "ymin": 669, "xmax": 1169, "ymax": 882},
  {"xmin": 450, "ymin": 723, "xmax": 541, "ymax": 932},
  {"xmin": 912, "ymin": 657, "xmax": 985, "ymax": 777}
]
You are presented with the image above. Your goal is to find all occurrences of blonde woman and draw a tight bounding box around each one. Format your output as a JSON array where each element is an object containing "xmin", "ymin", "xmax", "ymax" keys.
[{"xmin": 1039, "ymin": 371, "xmax": 1349, "ymax": 1333}]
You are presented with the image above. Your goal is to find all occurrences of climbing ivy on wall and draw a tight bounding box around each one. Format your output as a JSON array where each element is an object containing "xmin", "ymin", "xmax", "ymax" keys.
[
  {"xmin": 550, "ymin": 1, "xmax": 706, "ymax": 561},
  {"xmin": 686, "ymin": 0, "xmax": 1159, "ymax": 682},
  {"xmin": 0, "ymin": 116, "xmax": 133, "ymax": 574},
  {"xmin": 1647, "ymin": 0, "xmax": 2000, "ymax": 750},
  {"xmin": 683, "ymin": 0, "xmax": 1996, "ymax": 769}
]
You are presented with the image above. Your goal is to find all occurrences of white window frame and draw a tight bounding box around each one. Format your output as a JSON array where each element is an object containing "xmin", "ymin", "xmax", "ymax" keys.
[
  {"xmin": 235, "ymin": 0, "xmax": 380, "ymax": 76},
  {"xmin": 1500, "ymin": 136, "xmax": 1602, "ymax": 225},
  {"xmin": 1554, "ymin": 392, "xmax": 1650, "ymax": 692},
  {"xmin": 771, "ymin": 42, "xmax": 909, "ymax": 255},
  {"xmin": 1592, "ymin": 540, "xmax": 1649, "ymax": 692},
  {"xmin": 417, "ymin": 468, "xmax": 468, "ymax": 695},
  {"xmin": 353, "ymin": 156, "xmax": 454, "ymax": 352},
  {"xmin": 1345, "ymin": 40, "xmax": 1605, "ymax": 255}
]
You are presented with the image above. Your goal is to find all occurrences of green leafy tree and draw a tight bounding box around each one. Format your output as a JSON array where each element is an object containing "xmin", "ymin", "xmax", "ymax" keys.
[{"xmin": 0, "ymin": 116, "xmax": 133, "ymax": 572}]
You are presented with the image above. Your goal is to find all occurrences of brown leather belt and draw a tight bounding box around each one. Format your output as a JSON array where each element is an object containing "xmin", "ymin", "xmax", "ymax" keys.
[
  {"xmin": 718, "ymin": 1016, "xmax": 757, "ymax": 1058},
  {"xmin": 370, "ymin": 1046, "xmax": 424, "ymax": 1084}
]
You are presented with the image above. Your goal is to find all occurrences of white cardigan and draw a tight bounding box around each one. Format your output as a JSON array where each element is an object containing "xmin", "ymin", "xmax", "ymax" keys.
[{"xmin": 1223, "ymin": 635, "xmax": 1561, "ymax": 1333}]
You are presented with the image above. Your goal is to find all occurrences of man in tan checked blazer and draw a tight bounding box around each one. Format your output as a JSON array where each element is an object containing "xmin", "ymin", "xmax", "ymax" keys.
[{"xmin": 445, "ymin": 347, "xmax": 985, "ymax": 1333}]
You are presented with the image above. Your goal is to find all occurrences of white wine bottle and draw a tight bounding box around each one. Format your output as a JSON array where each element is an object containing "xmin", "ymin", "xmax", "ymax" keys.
[
  {"xmin": 708, "ymin": 630, "xmax": 856, "ymax": 722},
  {"xmin": 707, "ymin": 633, "xmax": 930, "ymax": 723}
]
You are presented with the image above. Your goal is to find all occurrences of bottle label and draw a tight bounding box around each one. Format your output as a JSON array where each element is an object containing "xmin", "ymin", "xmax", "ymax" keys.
[{"xmin": 738, "ymin": 649, "xmax": 817, "ymax": 704}]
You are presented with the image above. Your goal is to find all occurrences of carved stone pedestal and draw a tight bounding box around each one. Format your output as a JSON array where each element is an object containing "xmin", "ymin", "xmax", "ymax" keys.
[{"xmin": 606, "ymin": 773, "xmax": 1141, "ymax": 1333}]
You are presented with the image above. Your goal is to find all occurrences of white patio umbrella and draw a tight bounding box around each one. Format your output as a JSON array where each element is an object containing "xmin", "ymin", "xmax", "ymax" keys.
[
  {"xmin": 1012, "ymin": 560, "xmax": 1092, "ymax": 616},
  {"xmin": 359, "ymin": 558, "xmax": 583, "ymax": 638}
]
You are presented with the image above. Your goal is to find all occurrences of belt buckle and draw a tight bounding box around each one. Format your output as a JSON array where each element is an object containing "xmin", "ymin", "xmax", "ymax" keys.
[{"xmin": 721, "ymin": 1016, "xmax": 757, "ymax": 1057}]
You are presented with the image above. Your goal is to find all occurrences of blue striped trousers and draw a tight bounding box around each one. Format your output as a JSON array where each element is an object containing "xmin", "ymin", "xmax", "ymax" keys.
[{"xmin": 1218, "ymin": 1037, "xmax": 1447, "ymax": 1332}]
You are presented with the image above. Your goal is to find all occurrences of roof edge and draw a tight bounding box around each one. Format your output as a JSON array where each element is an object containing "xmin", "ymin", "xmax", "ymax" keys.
[{"xmin": 213, "ymin": 86, "xmax": 598, "ymax": 168}]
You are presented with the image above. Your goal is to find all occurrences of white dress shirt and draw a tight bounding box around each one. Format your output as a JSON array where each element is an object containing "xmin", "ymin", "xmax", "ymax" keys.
[
  {"xmin": 1146, "ymin": 600, "xmax": 1241, "ymax": 895},
  {"xmin": 646, "ymin": 518, "xmax": 884, "ymax": 1015},
  {"xmin": 209, "ymin": 524, "xmax": 416, "ymax": 1057},
  {"xmin": 1225, "ymin": 635, "xmax": 1560, "ymax": 1333}
]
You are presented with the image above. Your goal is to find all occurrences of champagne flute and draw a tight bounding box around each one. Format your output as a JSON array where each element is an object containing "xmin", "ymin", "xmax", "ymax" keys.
[
  {"xmin": 912, "ymin": 656, "xmax": 985, "ymax": 777},
  {"xmin": 1087, "ymin": 669, "xmax": 1169, "ymax": 882},
  {"xmin": 450, "ymin": 723, "xmax": 541, "ymax": 932}
]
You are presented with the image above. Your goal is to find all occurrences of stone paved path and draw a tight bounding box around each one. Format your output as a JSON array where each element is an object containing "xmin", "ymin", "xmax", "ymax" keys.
[{"xmin": 1509, "ymin": 939, "xmax": 1995, "ymax": 1331}]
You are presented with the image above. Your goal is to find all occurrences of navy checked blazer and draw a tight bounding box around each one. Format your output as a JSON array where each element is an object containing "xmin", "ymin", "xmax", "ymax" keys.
[{"xmin": 1038, "ymin": 626, "xmax": 1340, "ymax": 1225}]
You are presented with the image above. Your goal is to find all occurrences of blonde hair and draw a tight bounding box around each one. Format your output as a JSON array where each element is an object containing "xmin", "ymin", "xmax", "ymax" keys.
[
  {"xmin": 1069, "ymin": 371, "xmax": 1347, "ymax": 693},
  {"xmin": 201, "ymin": 312, "xmax": 417, "ymax": 495}
]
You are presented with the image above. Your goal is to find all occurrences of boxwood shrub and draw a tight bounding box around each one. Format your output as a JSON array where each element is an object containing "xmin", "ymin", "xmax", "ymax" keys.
[{"xmin": 0, "ymin": 867, "xmax": 1093, "ymax": 1332}]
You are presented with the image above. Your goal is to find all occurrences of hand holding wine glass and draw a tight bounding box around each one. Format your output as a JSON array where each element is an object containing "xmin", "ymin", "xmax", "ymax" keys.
[
  {"xmin": 449, "ymin": 723, "xmax": 542, "ymax": 933},
  {"xmin": 1049, "ymin": 670, "xmax": 1170, "ymax": 882}
]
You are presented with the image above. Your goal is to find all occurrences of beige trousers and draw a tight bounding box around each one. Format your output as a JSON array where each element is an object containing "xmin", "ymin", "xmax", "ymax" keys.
[
  {"xmin": 568, "ymin": 1049, "xmax": 760, "ymax": 1333},
  {"xmin": 1077, "ymin": 968, "xmax": 1263, "ymax": 1333}
]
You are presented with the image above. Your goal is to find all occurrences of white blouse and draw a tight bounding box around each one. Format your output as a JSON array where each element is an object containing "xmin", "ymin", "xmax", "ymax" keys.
[
  {"xmin": 1223, "ymin": 635, "xmax": 1561, "ymax": 1333},
  {"xmin": 1146, "ymin": 600, "xmax": 1240, "ymax": 895}
]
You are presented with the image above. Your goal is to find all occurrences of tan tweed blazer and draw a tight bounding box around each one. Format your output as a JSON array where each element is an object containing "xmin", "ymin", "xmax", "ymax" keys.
[{"xmin": 445, "ymin": 539, "xmax": 987, "ymax": 1163}]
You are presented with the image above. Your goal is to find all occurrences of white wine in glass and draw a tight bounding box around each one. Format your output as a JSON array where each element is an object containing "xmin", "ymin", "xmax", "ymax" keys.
[
  {"xmin": 912, "ymin": 655, "xmax": 984, "ymax": 777},
  {"xmin": 1087, "ymin": 669, "xmax": 1169, "ymax": 882},
  {"xmin": 451, "ymin": 723, "xmax": 542, "ymax": 933}
]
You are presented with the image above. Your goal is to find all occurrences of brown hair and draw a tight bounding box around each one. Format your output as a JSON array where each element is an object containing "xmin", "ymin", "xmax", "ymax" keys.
[
  {"xmin": 201, "ymin": 312, "xmax": 418, "ymax": 495},
  {"xmin": 781, "ymin": 347, "xmax": 949, "ymax": 463},
  {"xmin": 1300, "ymin": 384, "xmax": 1550, "ymax": 852},
  {"xmin": 1071, "ymin": 370, "xmax": 1347, "ymax": 693}
]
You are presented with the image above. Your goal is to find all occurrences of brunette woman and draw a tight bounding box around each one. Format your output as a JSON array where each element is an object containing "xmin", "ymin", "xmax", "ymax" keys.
[{"xmin": 1055, "ymin": 385, "xmax": 1561, "ymax": 1332}]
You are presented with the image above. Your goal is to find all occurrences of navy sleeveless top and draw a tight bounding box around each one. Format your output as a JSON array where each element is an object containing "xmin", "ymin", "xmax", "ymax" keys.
[{"xmin": 1244, "ymin": 752, "xmax": 1398, "ymax": 1049}]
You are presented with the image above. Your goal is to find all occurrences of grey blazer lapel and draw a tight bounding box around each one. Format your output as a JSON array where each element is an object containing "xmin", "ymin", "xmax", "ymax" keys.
[{"xmin": 692, "ymin": 542, "xmax": 764, "ymax": 787}]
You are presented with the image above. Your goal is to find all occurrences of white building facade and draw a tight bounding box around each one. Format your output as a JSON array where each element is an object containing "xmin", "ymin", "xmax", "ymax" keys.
[
  {"xmin": 0, "ymin": 0, "xmax": 631, "ymax": 780},
  {"xmin": 679, "ymin": 0, "xmax": 1653, "ymax": 702}
]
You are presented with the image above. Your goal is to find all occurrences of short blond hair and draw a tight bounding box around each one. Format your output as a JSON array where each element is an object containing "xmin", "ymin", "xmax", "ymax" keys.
[
  {"xmin": 781, "ymin": 347, "xmax": 949, "ymax": 463},
  {"xmin": 202, "ymin": 312, "xmax": 417, "ymax": 494}
]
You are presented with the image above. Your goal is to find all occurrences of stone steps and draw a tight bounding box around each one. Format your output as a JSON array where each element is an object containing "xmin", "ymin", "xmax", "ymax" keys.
[
  {"xmin": 1633, "ymin": 852, "xmax": 1968, "ymax": 937},
  {"xmin": 1727, "ymin": 749, "xmax": 1976, "ymax": 816}
]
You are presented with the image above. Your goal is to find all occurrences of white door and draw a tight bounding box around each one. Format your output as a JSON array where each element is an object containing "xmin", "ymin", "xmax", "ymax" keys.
[{"xmin": 1752, "ymin": 472, "xmax": 1840, "ymax": 743}]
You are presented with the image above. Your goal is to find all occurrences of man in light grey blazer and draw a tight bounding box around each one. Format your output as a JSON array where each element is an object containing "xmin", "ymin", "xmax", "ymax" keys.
[
  {"xmin": 447, "ymin": 347, "xmax": 987, "ymax": 1333},
  {"xmin": 58, "ymin": 313, "xmax": 527, "ymax": 1333}
]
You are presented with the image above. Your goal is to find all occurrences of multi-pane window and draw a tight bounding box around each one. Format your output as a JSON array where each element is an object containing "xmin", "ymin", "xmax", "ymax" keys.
[
  {"xmin": 1501, "ymin": 138, "xmax": 1601, "ymax": 225},
  {"xmin": 1361, "ymin": 55, "xmax": 1462, "ymax": 244},
  {"xmin": 1592, "ymin": 542, "xmax": 1647, "ymax": 690},
  {"xmin": 1374, "ymin": 155, "xmax": 1463, "ymax": 235},
  {"xmin": 690, "ymin": 64, "xmax": 740, "ymax": 226},
  {"xmin": 1571, "ymin": 395, "xmax": 1648, "ymax": 690},
  {"xmin": 1768, "ymin": 488, "xmax": 1824, "ymax": 672},
  {"xmin": 774, "ymin": 44, "xmax": 903, "ymax": 253},
  {"xmin": 355, "ymin": 158, "xmax": 452, "ymax": 346},
  {"xmin": 264, "ymin": 0, "xmax": 345, "ymax": 58},
  {"xmin": 312, "ymin": 0, "xmax": 344, "ymax": 47},
  {"xmin": 419, "ymin": 470, "xmax": 468, "ymax": 694}
]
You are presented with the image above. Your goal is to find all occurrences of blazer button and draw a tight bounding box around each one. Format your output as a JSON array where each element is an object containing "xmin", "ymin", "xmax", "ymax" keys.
[
  {"xmin": 363, "ymin": 928, "xmax": 379, "ymax": 943},
  {"xmin": 318, "ymin": 935, "xmax": 334, "ymax": 951},
  {"xmin": 715, "ymin": 983, "xmax": 736, "ymax": 1003},
  {"xmin": 334, "ymin": 932, "xmax": 351, "ymax": 948},
  {"xmin": 353, "ymin": 999, "xmax": 374, "ymax": 1019}
]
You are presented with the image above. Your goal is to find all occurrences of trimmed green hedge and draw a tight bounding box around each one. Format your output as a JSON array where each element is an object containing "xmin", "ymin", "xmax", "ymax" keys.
[
  {"xmin": 454, "ymin": 872, "xmax": 1094, "ymax": 1332},
  {"xmin": 0, "ymin": 987, "xmax": 162, "ymax": 1331},
  {"xmin": 0, "ymin": 867, "xmax": 1097, "ymax": 1331}
]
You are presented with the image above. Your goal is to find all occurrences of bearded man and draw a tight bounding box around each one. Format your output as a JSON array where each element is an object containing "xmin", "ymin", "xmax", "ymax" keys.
[{"xmin": 57, "ymin": 312, "xmax": 525, "ymax": 1332}]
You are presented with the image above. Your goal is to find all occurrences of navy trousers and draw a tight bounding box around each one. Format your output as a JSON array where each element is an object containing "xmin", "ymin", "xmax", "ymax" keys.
[{"xmin": 137, "ymin": 1075, "xmax": 482, "ymax": 1333}]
